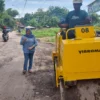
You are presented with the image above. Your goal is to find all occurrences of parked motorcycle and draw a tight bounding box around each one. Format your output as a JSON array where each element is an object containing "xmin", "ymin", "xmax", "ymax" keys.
[{"xmin": 2, "ymin": 26, "xmax": 9, "ymax": 42}]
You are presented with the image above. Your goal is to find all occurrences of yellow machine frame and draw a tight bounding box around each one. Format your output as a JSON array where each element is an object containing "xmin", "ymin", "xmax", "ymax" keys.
[{"xmin": 52, "ymin": 25, "xmax": 100, "ymax": 87}]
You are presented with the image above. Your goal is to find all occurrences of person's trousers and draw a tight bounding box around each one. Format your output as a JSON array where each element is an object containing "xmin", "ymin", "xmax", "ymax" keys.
[{"xmin": 23, "ymin": 52, "xmax": 34, "ymax": 71}]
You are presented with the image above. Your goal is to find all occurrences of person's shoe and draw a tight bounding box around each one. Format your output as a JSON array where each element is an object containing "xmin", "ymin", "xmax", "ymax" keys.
[
  {"xmin": 28, "ymin": 70, "xmax": 33, "ymax": 73},
  {"xmin": 23, "ymin": 70, "xmax": 27, "ymax": 74}
]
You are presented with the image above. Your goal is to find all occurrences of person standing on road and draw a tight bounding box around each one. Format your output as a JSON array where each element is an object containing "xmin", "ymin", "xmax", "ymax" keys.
[{"xmin": 20, "ymin": 28, "xmax": 37, "ymax": 74}]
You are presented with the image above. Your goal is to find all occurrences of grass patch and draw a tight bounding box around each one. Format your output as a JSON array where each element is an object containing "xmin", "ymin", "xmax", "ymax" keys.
[{"xmin": 21, "ymin": 28, "xmax": 59, "ymax": 38}]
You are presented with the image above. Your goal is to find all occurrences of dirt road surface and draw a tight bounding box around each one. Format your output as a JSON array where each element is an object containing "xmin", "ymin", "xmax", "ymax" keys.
[{"xmin": 0, "ymin": 31, "xmax": 100, "ymax": 100}]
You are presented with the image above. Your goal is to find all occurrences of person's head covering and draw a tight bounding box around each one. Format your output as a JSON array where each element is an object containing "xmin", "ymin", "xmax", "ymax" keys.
[
  {"xmin": 26, "ymin": 28, "xmax": 31, "ymax": 33},
  {"xmin": 24, "ymin": 28, "xmax": 34, "ymax": 38},
  {"xmin": 73, "ymin": 0, "xmax": 82, "ymax": 3}
]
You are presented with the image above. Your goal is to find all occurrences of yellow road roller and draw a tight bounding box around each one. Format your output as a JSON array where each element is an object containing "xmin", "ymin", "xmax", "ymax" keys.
[{"xmin": 52, "ymin": 25, "xmax": 100, "ymax": 90}]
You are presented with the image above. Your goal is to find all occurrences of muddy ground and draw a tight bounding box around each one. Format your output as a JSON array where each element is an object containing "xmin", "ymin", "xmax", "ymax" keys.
[{"xmin": 0, "ymin": 31, "xmax": 100, "ymax": 100}]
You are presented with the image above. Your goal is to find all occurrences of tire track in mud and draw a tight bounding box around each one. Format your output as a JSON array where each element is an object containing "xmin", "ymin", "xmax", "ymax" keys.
[
  {"xmin": 26, "ymin": 70, "xmax": 60, "ymax": 100},
  {"xmin": 0, "ymin": 57, "xmax": 14, "ymax": 68},
  {"xmin": 0, "ymin": 43, "xmax": 6, "ymax": 48},
  {"xmin": 77, "ymin": 80, "xmax": 100, "ymax": 100},
  {"xmin": 0, "ymin": 32, "xmax": 22, "ymax": 68}
]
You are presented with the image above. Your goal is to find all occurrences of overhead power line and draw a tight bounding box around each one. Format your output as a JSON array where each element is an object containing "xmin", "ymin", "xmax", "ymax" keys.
[{"xmin": 22, "ymin": 0, "xmax": 28, "ymax": 14}]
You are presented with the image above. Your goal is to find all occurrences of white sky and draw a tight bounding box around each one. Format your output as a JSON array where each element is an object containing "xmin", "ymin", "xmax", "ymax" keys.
[{"xmin": 5, "ymin": 0, "xmax": 95, "ymax": 17}]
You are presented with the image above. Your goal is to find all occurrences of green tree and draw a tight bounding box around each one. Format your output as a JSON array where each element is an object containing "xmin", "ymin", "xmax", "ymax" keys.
[
  {"xmin": 20, "ymin": 17, "xmax": 25, "ymax": 25},
  {"xmin": 48, "ymin": 16, "xmax": 59, "ymax": 27},
  {"xmin": 6, "ymin": 8, "xmax": 19, "ymax": 17},
  {"xmin": 2, "ymin": 11, "xmax": 15, "ymax": 28},
  {"xmin": 0, "ymin": 1, "xmax": 18, "ymax": 28},
  {"xmin": 28, "ymin": 18, "xmax": 38, "ymax": 27},
  {"xmin": 33, "ymin": 8, "xmax": 45, "ymax": 25},
  {"xmin": 0, "ymin": 0, "xmax": 5, "ymax": 24},
  {"xmin": 48, "ymin": 6, "xmax": 69, "ymax": 19},
  {"xmin": 24, "ymin": 13, "xmax": 33, "ymax": 25},
  {"xmin": 20, "ymin": 6, "xmax": 69, "ymax": 27},
  {"xmin": 0, "ymin": 0, "xmax": 4, "ymax": 13},
  {"xmin": 91, "ymin": 13, "xmax": 100, "ymax": 24}
]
